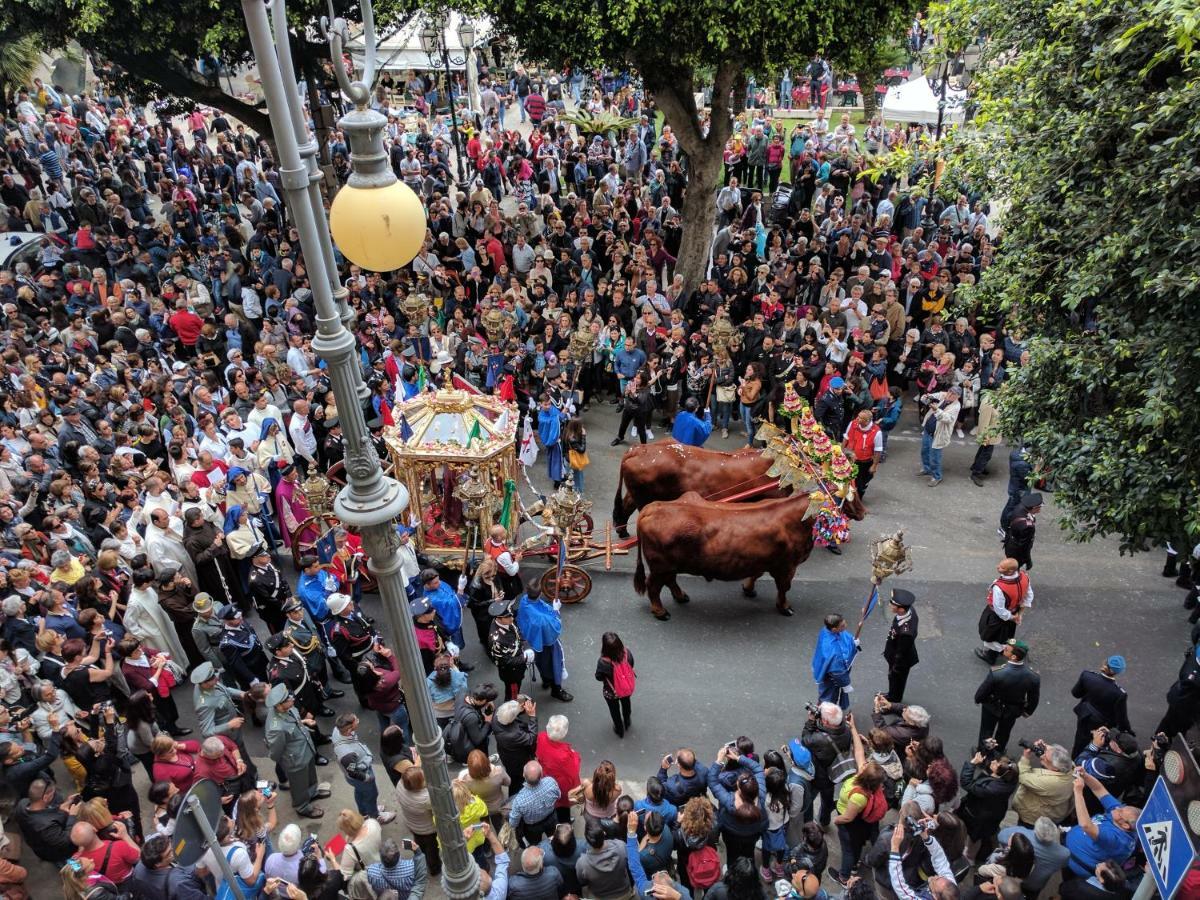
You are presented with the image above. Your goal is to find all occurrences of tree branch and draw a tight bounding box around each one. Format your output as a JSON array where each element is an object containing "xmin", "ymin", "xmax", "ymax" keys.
[
  {"xmin": 706, "ymin": 60, "xmax": 737, "ymax": 150},
  {"xmin": 105, "ymin": 49, "xmax": 274, "ymax": 139}
]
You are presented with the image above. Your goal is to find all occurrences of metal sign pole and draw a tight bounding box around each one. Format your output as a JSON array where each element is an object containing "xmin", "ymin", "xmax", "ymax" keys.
[{"xmin": 185, "ymin": 794, "xmax": 245, "ymax": 900}]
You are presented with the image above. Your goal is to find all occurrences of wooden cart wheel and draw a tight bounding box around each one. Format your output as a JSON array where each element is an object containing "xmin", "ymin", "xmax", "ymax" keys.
[
  {"xmin": 538, "ymin": 564, "xmax": 592, "ymax": 604},
  {"xmin": 289, "ymin": 514, "xmax": 340, "ymax": 570}
]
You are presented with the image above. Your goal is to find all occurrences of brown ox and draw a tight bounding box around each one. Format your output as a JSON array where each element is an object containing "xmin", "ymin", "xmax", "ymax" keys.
[
  {"xmin": 612, "ymin": 442, "xmax": 784, "ymax": 537},
  {"xmin": 632, "ymin": 490, "xmax": 866, "ymax": 619}
]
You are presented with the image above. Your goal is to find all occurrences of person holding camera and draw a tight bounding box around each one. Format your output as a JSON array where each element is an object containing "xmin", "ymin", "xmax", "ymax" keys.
[
  {"xmin": 1074, "ymin": 728, "xmax": 1143, "ymax": 812},
  {"xmin": 1063, "ymin": 767, "xmax": 1140, "ymax": 879},
  {"xmin": 957, "ymin": 741, "xmax": 1018, "ymax": 864},
  {"xmin": 885, "ymin": 811, "xmax": 958, "ymax": 900},
  {"xmin": 15, "ymin": 777, "xmax": 80, "ymax": 867},
  {"xmin": 803, "ymin": 701, "xmax": 854, "ymax": 828},
  {"xmin": 332, "ymin": 712, "xmax": 396, "ymax": 825},
  {"xmin": 1012, "ymin": 740, "xmax": 1075, "ymax": 827}
]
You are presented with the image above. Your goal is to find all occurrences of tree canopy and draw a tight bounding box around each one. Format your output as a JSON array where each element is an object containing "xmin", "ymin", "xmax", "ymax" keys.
[
  {"xmin": 0, "ymin": 0, "xmax": 410, "ymax": 138},
  {"xmin": 929, "ymin": 0, "xmax": 1200, "ymax": 550},
  {"xmin": 461, "ymin": 0, "xmax": 912, "ymax": 291}
]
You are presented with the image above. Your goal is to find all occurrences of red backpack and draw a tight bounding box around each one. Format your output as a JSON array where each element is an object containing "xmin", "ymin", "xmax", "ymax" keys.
[
  {"xmin": 853, "ymin": 785, "xmax": 888, "ymax": 824},
  {"xmin": 686, "ymin": 845, "xmax": 722, "ymax": 889},
  {"xmin": 609, "ymin": 651, "xmax": 636, "ymax": 698}
]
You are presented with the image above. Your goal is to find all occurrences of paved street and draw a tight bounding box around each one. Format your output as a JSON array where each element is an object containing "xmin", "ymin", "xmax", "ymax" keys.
[{"xmin": 506, "ymin": 401, "xmax": 1185, "ymax": 777}]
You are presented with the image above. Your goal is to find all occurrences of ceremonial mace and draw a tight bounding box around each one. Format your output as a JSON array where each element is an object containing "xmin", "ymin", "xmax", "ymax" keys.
[{"xmin": 853, "ymin": 530, "xmax": 914, "ymax": 641}]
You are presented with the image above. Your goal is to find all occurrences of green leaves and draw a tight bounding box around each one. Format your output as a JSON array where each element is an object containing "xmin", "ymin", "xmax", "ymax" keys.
[{"xmin": 940, "ymin": 0, "xmax": 1200, "ymax": 551}]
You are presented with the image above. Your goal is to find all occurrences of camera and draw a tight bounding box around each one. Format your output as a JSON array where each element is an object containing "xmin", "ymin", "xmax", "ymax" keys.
[
  {"xmin": 804, "ymin": 701, "xmax": 820, "ymax": 716},
  {"xmin": 257, "ymin": 779, "xmax": 278, "ymax": 798},
  {"xmin": 1017, "ymin": 738, "xmax": 1045, "ymax": 754},
  {"xmin": 302, "ymin": 833, "xmax": 320, "ymax": 856},
  {"xmin": 905, "ymin": 816, "xmax": 934, "ymax": 837}
]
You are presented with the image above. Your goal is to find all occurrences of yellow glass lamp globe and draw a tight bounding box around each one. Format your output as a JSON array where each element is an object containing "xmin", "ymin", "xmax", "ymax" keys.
[{"xmin": 329, "ymin": 178, "xmax": 426, "ymax": 272}]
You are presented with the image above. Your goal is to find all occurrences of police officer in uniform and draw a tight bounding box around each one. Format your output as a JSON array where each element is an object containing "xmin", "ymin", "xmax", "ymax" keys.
[
  {"xmin": 322, "ymin": 417, "xmax": 344, "ymax": 468},
  {"xmin": 488, "ymin": 599, "xmax": 535, "ymax": 700},
  {"xmin": 1003, "ymin": 492, "xmax": 1041, "ymax": 571},
  {"xmin": 191, "ymin": 661, "xmax": 258, "ymax": 780},
  {"xmin": 265, "ymin": 683, "xmax": 332, "ymax": 820},
  {"xmin": 1069, "ymin": 655, "xmax": 1132, "ymax": 757},
  {"xmin": 327, "ymin": 593, "xmax": 378, "ymax": 701},
  {"xmin": 1156, "ymin": 643, "xmax": 1200, "ymax": 738},
  {"xmin": 282, "ymin": 597, "xmax": 344, "ymax": 703},
  {"xmin": 267, "ymin": 632, "xmax": 336, "ymax": 723},
  {"xmin": 882, "ymin": 588, "xmax": 919, "ymax": 703},
  {"xmin": 366, "ymin": 417, "xmax": 389, "ymax": 461},
  {"xmin": 247, "ymin": 543, "xmax": 289, "ymax": 633},
  {"xmin": 217, "ymin": 604, "xmax": 269, "ymax": 689},
  {"xmin": 973, "ymin": 639, "xmax": 1041, "ymax": 753},
  {"xmin": 191, "ymin": 593, "xmax": 226, "ymax": 673}
]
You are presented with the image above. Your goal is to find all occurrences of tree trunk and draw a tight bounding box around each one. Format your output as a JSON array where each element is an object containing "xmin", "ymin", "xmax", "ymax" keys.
[
  {"xmin": 675, "ymin": 142, "xmax": 723, "ymax": 295},
  {"xmin": 857, "ymin": 71, "xmax": 878, "ymax": 121},
  {"xmin": 649, "ymin": 62, "xmax": 737, "ymax": 296},
  {"xmin": 107, "ymin": 49, "xmax": 274, "ymax": 139}
]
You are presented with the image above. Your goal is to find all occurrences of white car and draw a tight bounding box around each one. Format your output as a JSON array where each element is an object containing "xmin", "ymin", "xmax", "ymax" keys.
[{"xmin": 0, "ymin": 232, "xmax": 55, "ymax": 270}]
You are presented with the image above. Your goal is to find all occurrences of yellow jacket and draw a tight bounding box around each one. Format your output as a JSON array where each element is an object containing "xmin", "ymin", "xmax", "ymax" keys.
[{"xmin": 1012, "ymin": 757, "xmax": 1074, "ymax": 824}]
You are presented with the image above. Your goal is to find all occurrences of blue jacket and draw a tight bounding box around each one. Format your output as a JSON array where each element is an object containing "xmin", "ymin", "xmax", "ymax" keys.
[
  {"xmin": 1007, "ymin": 448, "xmax": 1033, "ymax": 496},
  {"xmin": 874, "ymin": 396, "xmax": 902, "ymax": 432},
  {"xmin": 634, "ymin": 796, "xmax": 679, "ymax": 828},
  {"xmin": 614, "ymin": 348, "xmax": 647, "ymax": 380},
  {"xmin": 297, "ymin": 570, "xmax": 335, "ymax": 622},
  {"xmin": 424, "ymin": 581, "xmax": 463, "ymax": 633},
  {"xmin": 655, "ymin": 766, "xmax": 710, "ymax": 806},
  {"xmin": 708, "ymin": 758, "xmax": 767, "ymax": 836},
  {"xmin": 671, "ymin": 410, "xmax": 712, "ymax": 447}
]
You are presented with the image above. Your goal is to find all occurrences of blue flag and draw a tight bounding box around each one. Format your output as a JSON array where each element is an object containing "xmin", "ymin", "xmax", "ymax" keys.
[
  {"xmin": 860, "ymin": 585, "xmax": 880, "ymax": 624},
  {"xmin": 556, "ymin": 533, "xmax": 568, "ymax": 578},
  {"xmin": 316, "ymin": 530, "xmax": 337, "ymax": 564},
  {"xmin": 399, "ymin": 415, "xmax": 413, "ymax": 442}
]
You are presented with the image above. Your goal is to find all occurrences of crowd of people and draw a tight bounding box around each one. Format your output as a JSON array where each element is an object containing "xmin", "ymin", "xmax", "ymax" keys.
[{"xmin": 0, "ymin": 42, "xmax": 1190, "ymax": 900}]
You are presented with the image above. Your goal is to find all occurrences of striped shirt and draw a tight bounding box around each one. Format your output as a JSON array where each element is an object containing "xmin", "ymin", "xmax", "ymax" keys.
[{"xmin": 508, "ymin": 775, "xmax": 561, "ymax": 826}]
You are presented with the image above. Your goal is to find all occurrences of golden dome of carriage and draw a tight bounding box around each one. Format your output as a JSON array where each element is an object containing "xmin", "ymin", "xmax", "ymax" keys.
[{"xmin": 383, "ymin": 388, "xmax": 519, "ymax": 561}]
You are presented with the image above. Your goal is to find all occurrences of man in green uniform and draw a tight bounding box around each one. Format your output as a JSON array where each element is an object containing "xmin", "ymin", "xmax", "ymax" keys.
[
  {"xmin": 190, "ymin": 660, "xmax": 258, "ymax": 781},
  {"xmin": 265, "ymin": 682, "xmax": 331, "ymax": 819}
]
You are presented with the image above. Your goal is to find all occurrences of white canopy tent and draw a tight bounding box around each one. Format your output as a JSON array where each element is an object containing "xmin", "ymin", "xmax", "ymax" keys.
[
  {"xmin": 346, "ymin": 11, "xmax": 491, "ymax": 73},
  {"xmin": 881, "ymin": 76, "xmax": 967, "ymax": 126}
]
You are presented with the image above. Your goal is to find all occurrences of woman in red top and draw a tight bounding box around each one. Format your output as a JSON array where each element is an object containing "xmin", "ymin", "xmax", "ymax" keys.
[
  {"xmin": 151, "ymin": 734, "xmax": 204, "ymax": 793},
  {"xmin": 536, "ymin": 716, "xmax": 581, "ymax": 823}
]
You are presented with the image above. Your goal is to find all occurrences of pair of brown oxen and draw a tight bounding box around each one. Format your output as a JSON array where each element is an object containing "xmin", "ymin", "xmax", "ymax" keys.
[{"xmin": 612, "ymin": 442, "xmax": 866, "ymax": 620}]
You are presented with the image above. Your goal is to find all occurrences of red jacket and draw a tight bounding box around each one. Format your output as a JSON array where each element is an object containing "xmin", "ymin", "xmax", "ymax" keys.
[
  {"xmin": 153, "ymin": 740, "xmax": 203, "ymax": 793},
  {"xmin": 536, "ymin": 733, "xmax": 581, "ymax": 808},
  {"xmin": 193, "ymin": 736, "xmax": 243, "ymax": 791},
  {"xmin": 169, "ymin": 309, "xmax": 204, "ymax": 346}
]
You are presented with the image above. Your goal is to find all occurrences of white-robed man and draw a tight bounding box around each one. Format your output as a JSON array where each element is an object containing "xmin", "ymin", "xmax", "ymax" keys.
[
  {"xmin": 125, "ymin": 568, "xmax": 190, "ymax": 664},
  {"xmin": 145, "ymin": 506, "xmax": 199, "ymax": 585}
]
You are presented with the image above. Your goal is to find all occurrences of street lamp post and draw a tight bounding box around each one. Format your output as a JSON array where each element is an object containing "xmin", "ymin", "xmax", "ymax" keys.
[
  {"xmin": 419, "ymin": 16, "xmax": 475, "ymax": 185},
  {"xmin": 237, "ymin": 2, "xmax": 479, "ymax": 899}
]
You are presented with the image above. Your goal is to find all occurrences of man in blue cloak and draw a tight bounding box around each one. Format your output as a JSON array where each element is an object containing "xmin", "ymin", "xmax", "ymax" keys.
[
  {"xmin": 811, "ymin": 613, "xmax": 860, "ymax": 710},
  {"xmin": 516, "ymin": 584, "xmax": 573, "ymax": 702}
]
